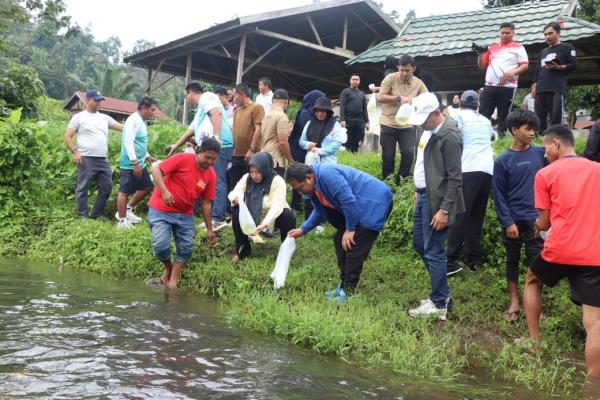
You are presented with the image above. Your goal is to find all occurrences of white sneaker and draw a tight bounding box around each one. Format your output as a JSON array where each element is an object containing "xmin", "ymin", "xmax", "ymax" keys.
[
  {"xmin": 213, "ymin": 220, "xmax": 229, "ymax": 232},
  {"xmin": 115, "ymin": 209, "xmax": 142, "ymax": 224},
  {"xmin": 408, "ymin": 299, "xmax": 447, "ymax": 320},
  {"xmin": 199, "ymin": 220, "xmax": 230, "ymax": 232},
  {"xmin": 117, "ymin": 219, "xmax": 134, "ymax": 230}
]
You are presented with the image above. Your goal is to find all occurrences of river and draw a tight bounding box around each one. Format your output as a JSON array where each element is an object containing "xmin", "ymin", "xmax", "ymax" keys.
[{"xmin": 0, "ymin": 258, "xmax": 546, "ymax": 399}]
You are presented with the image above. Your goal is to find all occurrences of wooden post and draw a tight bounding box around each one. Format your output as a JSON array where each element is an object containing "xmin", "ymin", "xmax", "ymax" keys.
[
  {"xmin": 146, "ymin": 68, "xmax": 152, "ymax": 94},
  {"xmin": 236, "ymin": 33, "xmax": 247, "ymax": 84},
  {"xmin": 342, "ymin": 14, "xmax": 348, "ymax": 49},
  {"xmin": 182, "ymin": 54, "xmax": 192, "ymax": 125}
]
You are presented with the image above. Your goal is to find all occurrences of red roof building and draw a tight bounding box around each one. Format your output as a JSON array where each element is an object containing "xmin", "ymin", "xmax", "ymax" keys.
[{"xmin": 63, "ymin": 91, "xmax": 167, "ymax": 121}]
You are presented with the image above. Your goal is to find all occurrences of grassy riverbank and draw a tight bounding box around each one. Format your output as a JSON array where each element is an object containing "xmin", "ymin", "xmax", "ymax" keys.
[{"xmin": 0, "ymin": 103, "xmax": 589, "ymax": 397}]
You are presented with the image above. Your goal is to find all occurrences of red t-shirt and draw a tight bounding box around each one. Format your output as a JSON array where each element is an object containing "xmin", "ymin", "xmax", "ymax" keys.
[
  {"xmin": 148, "ymin": 153, "xmax": 216, "ymax": 215},
  {"xmin": 534, "ymin": 157, "xmax": 600, "ymax": 266}
]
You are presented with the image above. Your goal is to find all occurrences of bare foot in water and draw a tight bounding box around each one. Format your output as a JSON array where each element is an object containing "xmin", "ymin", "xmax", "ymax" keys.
[
  {"xmin": 160, "ymin": 271, "xmax": 171, "ymax": 285},
  {"xmin": 166, "ymin": 280, "xmax": 178, "ymax": 290}
]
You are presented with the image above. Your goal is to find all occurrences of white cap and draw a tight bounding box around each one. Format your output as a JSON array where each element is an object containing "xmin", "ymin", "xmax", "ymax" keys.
[{"xmin": 407, "ymin": 92, "xmax": 440, "ymax": 126}]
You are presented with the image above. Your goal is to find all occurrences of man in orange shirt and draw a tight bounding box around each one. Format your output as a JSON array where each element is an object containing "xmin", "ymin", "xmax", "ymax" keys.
[{"xmin": 523, "ymin": 125, "xmax": 600, "ymax": 389}]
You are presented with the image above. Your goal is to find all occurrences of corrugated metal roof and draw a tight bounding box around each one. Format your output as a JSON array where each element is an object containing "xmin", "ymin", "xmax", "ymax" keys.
[{"xmin": 347, "ymin": 1, "xmax": 600, "ymax": 65}]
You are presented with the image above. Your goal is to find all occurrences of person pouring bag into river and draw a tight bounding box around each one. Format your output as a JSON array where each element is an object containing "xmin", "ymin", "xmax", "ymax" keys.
[
  {"xmin": 228, "ymin": 152, "xmax": 296, "ymax": 263},
  {"xmin": 286, "ymin": 162, "xmax": 393, "ymax": 303}
]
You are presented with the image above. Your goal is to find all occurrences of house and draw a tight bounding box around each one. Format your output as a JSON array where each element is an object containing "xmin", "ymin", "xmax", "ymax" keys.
[{"xmin": 63, "ymin": 91, "xmax": 167, "ymax": 121}]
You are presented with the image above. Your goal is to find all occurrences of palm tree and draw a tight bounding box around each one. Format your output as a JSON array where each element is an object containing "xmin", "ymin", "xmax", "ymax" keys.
[{"xmin": 90, "ymin": 66, "xmax": 141, "ymax": 100}]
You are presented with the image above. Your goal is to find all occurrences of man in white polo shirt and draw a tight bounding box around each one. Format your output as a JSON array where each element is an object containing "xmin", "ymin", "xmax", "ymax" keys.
[
  {"xmin": 64, "ymin": 89, "xmax": 123, "ymax": 219},
  {"xmin": 477, "ymin": 22, "xmax": 529, "ymax": 135}
]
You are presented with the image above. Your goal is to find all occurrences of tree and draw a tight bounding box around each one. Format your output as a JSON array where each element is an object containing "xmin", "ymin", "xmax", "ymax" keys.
[
  {"xmin": 89, "ymin": 66, "xmax": 141, "ymax": 101},
  {"xmin": 0, "ymin": 0, "xmax": 71, "ymax": 53},
  {"xmin": 482, "ymin": 0, "xmax": 548, "ymax": 8}
]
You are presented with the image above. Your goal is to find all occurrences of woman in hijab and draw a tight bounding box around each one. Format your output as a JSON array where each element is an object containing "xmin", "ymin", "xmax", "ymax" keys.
[
  {"xmin": 289, "ymin": 90, "xmax": 325, "ymax": 214},
  {"xmin": 228, "ymin": 152, "xmax": 296, "ymax": 262},
  {"xmin": 299, "ymin": 96, "xmax": 347, "ymax": 165}
]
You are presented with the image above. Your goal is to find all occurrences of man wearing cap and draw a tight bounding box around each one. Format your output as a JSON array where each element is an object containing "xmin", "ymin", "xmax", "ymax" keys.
[
  {"xmin": 260, "ymin": 89, "xmax": 294, "ymax": 177},
  {"xmin": 167, "ymin": 82, "xmax": 234, "ymax": 231},
  {"xmin": 377, "ymin": 55, "xmax": 428, "ymax": 184},
  {"xmin": 446, "ymin": 90, "xmax": 494, "ymax": 275},
  {"xmin": 408, "ymin": 92, "xmax": 464, "ymax": 320},
  {"xmin": 64, "ymin": 89, "xmax": 123, "ymax": 219},
  {"xmin": 477, "ymin": 22, "xmax": 529, "ymax": 135}
]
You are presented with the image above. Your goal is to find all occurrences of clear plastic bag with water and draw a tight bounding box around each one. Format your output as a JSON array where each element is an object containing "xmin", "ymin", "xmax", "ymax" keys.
[
  {"xmin": 270, "ymin": 237, "xmax": 296, "ymax": 289},
  {"xmin": 395, "ymin": 103, "xmax": 413, "ymax": 127},
  {"xmin": 305, "ymin": 151, "xmax": 321, "ymax": 166},
  {"xmin": 367, "ymin": 93, "xmax": 377, "ymax": 113},
  {"xmin": 238, "ymin": 197, "xmax": 256, "ymax": 236}
]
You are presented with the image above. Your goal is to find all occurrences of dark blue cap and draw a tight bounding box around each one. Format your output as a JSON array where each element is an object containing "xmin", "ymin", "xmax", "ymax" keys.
[{"xmin": 85, "ymin": 89, "xmax": 105, "ymax": 101}]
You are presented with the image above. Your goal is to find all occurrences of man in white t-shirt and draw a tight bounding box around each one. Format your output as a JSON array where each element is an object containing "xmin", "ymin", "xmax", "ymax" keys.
[
  {"xmin": 477, "ymin": 22, "xmax": 529, "ymax": 135},
  {"xmin": 167, "ymin": 82, "xmax": 234, "ymax": 231},
  {"xmin": 254, "ymin": 77, "xmax": 273, "ymax": 112},
  {"xmin": 64, "ymin": 89, "xmax": 123, "ymax": 219},
  {"xmin": 522, "ymin": 91, "xmax": 535, "ymax": 111},
  {"xmin": 446, "ymin": 90, "xmax": 494, "ymax": 275}
]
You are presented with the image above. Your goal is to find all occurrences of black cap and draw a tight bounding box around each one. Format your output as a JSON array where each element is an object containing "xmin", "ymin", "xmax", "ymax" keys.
[{"xmin": 272, "ymin": 88, "xmax": 289, "ymax": 100}]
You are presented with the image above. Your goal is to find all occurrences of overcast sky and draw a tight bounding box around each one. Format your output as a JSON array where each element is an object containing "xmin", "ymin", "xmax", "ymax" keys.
[{"xmin": 63, "ymin": 0, "xmax": 483, "ymax": 51}]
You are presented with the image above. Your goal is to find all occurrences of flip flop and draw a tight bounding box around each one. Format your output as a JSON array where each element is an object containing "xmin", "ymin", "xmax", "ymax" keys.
[{"xmin": 503, "ymin": 309, "xmax": 520, "ymax": 323}]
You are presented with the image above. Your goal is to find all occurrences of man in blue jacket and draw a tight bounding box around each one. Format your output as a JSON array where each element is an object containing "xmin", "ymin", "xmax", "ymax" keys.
[{"xmin": 286, "ymin": 162, "xmax": 393, "ymax": 302}]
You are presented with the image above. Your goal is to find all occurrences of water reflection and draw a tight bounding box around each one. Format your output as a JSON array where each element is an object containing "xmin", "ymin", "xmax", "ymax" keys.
[{"xmin": 0, "ymin": 259, "xmax": 546, "ymax": 399}]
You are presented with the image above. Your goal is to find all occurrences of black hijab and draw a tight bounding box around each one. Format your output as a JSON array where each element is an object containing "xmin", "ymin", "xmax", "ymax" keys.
[
  {"xmin": 245, "ymin": 152, "xmax": 276, "ymax": 225},
  {"xmin": 306, "ymin": 97, "xmax": 336, "ymax": 147}
]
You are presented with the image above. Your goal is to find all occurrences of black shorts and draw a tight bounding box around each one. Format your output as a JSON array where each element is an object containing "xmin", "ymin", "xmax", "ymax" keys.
[
  {"xmin": 119, "ymin": 167, "xmax": 153, "ymax": 195},
  {"xmin": 531, "ymin": 255, "xmax": 600, "ymax": 307}
]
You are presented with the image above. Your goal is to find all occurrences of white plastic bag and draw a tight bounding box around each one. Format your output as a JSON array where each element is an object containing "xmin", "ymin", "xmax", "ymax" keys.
[
  {"xmin": 305, "ymin": 150, "xmax": 321, "ymax": 166},
  {"xmin": 395, "ymin": 103, "xmax": 413, "ymax": 127},
  {"xmin": 238, "ymin": 197, "xmax": 256, "ymax": 236},
  {"xmin": 367, "ymin": 93, "xmax": 377, "ymax": 113},
  {"xmin": 270, "ymin": 237, "xmax": 296, "ymax": 289}
]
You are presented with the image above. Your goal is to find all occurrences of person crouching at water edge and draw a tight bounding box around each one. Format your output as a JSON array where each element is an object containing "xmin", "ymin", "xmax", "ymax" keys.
[
  {"xmin": 147, "ymin": 138, "xmax": 220, "ymax": 289},
  {"xmin": 285, "ymin": 162, "xmax": 393, "ymax": 302},
  {"xmin": 228, "ymin": 152, "xmax": 296, "ymax": 263}
]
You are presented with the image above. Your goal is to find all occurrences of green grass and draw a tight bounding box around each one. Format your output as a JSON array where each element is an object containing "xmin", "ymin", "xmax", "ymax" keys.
[{"xmin": 0, "ymin": 109, "xmax": 589, "ymax": 397}]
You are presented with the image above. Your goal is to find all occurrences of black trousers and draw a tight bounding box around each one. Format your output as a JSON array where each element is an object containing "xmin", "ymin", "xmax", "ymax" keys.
[
  {"xmin": 231, "ymin": 206, "xmax": 296, "ymax": 259},
  {"xmin": 447, "ymin": 171, "xmax": 492, "ymax": 267},
  {"xmin": 502, "ymin": 220, "xmax": 543, "ymax": 283},
  {"xmin": 535, "ymin": 92, "xmax": 564, "ymax": 134},
  {"xmin": 333, "ymin": 226, "xmax": 380, "ymax": 291},
  {"xmin": 229, "ymin": 156, "xmax": 248, "ymax": 191},
  {"xmin": 479, "ymin": 86, "xmax": 515, "ymax": 135},
  {"xmin": 345, "ymin": 120, "xmax": 366, "ymax": 153},
  {"xmin": 380, "ymin": 125, "xmax": 416, "ymax": 183}
]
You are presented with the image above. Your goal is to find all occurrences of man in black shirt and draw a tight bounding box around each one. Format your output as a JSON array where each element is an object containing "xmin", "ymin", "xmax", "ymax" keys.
[
  {"xmin": 532, "ymin": 21, "xmax": 577, "ymax": 133},
  {"xmin": 583, "ymin": 120, "xmax": 600, "ymax": 162},
  {"xmin": 339, "ymin": 74, "xmax": 369, "ymax": 153}
]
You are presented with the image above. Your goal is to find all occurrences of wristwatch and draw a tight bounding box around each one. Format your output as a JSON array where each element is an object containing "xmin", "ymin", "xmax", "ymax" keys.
[
  {"xmin": 440, "ymin": 209, "xmax": 449, "ymax": 215},
  {"xmin": 250, "ymin": 147, "xmax": 258, "ymax": 153},
  {"xmin": 395, "ymin": 96, "xmax": 401, "ymax": 103}
]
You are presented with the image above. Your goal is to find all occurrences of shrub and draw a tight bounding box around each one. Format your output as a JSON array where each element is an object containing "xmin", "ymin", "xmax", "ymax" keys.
[{"xmin": 0, "ymin": 59, "xmax": 45, "ymax": 118}]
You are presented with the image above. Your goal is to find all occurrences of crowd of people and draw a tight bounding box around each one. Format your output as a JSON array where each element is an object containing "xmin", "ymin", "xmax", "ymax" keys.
[{"xmin": 63, "ymin": 20, "xmax": 600, "ymax": 385}]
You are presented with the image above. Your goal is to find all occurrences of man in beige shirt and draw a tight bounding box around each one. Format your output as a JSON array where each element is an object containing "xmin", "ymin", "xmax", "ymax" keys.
[
  {"xmin": 260, "ymin": 89, "xmax": 294, "ymax": 177},
  {"xmin": 378, "ymin": 54, "xmax": 428, "ymax": 184},
  {"xmin": 231, "ymin": 83, "xmax": 265, "ymax": 191}
]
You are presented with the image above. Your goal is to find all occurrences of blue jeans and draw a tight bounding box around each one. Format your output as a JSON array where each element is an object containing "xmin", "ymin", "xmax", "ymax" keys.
[
  {"xmin": 148, "ymin": 208, "xmax": 196, "ymax": 264},
  {"xmin": 412, "ymin": 193, "xmax": 451, "ymax": 308},
  {"xmin": 212, "ymin": 146, "xmax": 233, "ymax": 222}
]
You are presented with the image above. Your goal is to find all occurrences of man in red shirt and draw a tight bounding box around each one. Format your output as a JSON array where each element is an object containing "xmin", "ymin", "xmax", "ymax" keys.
[
  {"xmin": 523, "ymin": 125, "xmax": 600, "ymax": 386},
  {"xmin": 148, "ymin": 138, "xmax": 220, "ymax": 289}
]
